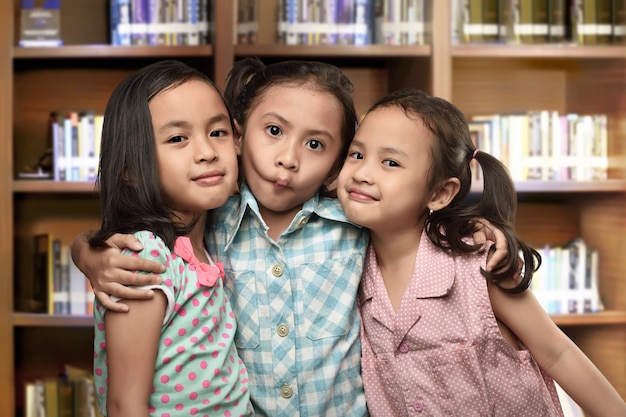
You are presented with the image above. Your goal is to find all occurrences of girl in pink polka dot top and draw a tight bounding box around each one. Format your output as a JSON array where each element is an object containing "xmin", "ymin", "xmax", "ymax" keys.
[
  {"xmin": 88, "ymin": 60, "xmax": 253, "ymax": 416},
  {"xmin": 337, "ymin": 88, "xmax": 626, "ymax": 417}
]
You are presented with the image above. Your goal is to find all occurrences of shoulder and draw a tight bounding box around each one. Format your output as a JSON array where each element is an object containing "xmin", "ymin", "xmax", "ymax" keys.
[
  {"xmin": 124, "ymin": 231, "xmax": 173, "ymax": 264},
  {"xmin": 313, "ymin": 196, "xmax": 362, "ymax": 228}
]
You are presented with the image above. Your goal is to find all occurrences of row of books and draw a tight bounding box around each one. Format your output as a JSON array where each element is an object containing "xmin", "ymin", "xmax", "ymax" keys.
[
  {"xmin": 532, "ymin": 238, "xmax": 603, "ymax": 315},
  {"xmin": 25, "ymin": 366, "xmax": 102, "ymax": 417},
  {"xmin": 109, "ymin": 0, "xmax": 211, "ymax": 46},
  {"xmin": 50, "ymin": 111, "xmax": 103, "ymax": 183},
  {"xmin": 28, "ymin": 234, "xmax": 95, "ymax": 316},
  {"xmin": 275, "ymin": 0, "xmax": 429, "ymax": 46},
  {"xmin": 469, "ymin": 111, "xmax": 608, "ymax": 182},
  {"xmin": 452, "ymin": 0, "xmax": 626, "ymax": 45}
]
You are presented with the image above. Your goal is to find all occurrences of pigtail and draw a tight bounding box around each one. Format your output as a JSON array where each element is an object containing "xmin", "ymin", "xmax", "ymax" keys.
[
  {"xmin": 224, "ymin": 57, "xmax": 265, "ymax": 123},
  {"xmin": 455, "ymin": 150, "xmax": 540, "ymax": 293}
]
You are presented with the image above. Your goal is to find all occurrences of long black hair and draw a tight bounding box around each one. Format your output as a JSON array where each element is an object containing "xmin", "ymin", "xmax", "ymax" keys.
[
  {"xmin": 369, "ymin": 88, "xmax": 540, "ymax": 293},
  {"xmin": 89, "ymin": 60, "xmax": 233, "ymax": 250}
]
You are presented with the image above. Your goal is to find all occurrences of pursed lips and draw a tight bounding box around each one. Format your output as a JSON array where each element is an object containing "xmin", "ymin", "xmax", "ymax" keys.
[{"xmin": 274, "ymin": 177, "xmax": 289, "ymax": 192}]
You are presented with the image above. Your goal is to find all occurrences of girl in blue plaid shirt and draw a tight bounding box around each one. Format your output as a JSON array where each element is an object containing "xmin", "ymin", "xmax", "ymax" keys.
[{"xmin": 71, "ymin": 58, "xmax": 511, "ymax": 417}]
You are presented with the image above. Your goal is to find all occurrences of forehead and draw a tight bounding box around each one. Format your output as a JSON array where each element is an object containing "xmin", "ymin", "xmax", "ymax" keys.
[
  {"xmin": 253, "ymin": 84, "xmax": 343, "ymax": 129},
  {"xmin": 149, "ymin": 80, "xmax": 226, "ymax": 119},
  {"xmin": 357, "ymin": 106, "xmax": 431, "ymax": 148}
]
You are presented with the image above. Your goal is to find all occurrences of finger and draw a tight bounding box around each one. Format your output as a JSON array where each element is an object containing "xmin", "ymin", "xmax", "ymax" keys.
[
  {"xmin": 95, "ymin": 289, "xmax": 129, "ymax": 312},
  {"xmin": 109, "ymin": 271, "xmax": 163, "ymax": 287},
  {"xmin": 486, "ymin": 245, "xmax": 508, "ymax": 272},
  {"xmin": 108, "ymin": 233, "xmax": 144, "ymax": 251},
  {"xmin": 106, "ymin": 285, "xmax": 155, "ymax": 302},
  {"xmin": 113, "ymin": 256, "xmax": 165, "ymax": 276}
]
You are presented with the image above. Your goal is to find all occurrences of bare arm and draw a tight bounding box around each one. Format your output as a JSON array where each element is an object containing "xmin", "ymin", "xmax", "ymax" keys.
[
  {"xmin": 489, "ymin": 282, "xmax": 626, "ymax": 417},
  {"xmin": 71, "ymin": 231, "xmax": 165, "ymax": 312},
  {"xmin": 104, "ymin": 292, "xmax": 166, "ymax": 416}
]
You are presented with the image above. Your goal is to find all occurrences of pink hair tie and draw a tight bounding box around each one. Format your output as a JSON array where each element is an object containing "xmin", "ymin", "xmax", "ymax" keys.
[{"xmin": 472, "ymin": 149, "xmax": 479, "ymax": 159}]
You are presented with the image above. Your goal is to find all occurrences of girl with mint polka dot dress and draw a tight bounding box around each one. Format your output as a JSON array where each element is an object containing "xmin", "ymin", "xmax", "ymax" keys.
[{"xmin": 88, "ymin": 60, "xmax": 253, "ymax": 416}]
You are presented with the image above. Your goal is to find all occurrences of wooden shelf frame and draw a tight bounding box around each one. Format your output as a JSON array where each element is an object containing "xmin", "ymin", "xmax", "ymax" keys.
[{"xmin": 2, "ymin": 1, "xmax": 625, "ymax": 415}]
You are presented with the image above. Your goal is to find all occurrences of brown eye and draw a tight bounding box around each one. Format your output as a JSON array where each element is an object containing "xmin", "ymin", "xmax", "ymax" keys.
[{"xmin": 267, "ymin": 125, "xmax": 282, "ymax": 136}]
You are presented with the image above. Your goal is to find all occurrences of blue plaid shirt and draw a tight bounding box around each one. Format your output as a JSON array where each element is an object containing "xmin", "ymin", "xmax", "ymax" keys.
[{"xmin": 205, "ymin": 183, "xmax": 369, "ymax": 417}]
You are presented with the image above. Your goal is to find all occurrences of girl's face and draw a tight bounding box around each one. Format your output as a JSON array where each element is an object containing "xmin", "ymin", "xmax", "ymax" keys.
[
  {"xmin": 150, "ymin": 79, "xmax": 239, "ymax": 220},
  {"xmin": 239, "ymin": 84, "xmax": 343, "ymax": 222},
  {"xmin": 337, "ymin": 106, "xmax": 435, "ymax": 235}
]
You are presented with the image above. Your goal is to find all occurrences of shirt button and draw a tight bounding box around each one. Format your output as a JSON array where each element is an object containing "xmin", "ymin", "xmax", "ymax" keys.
[
  {"xmin": 277, "ymin": 324, "xmax": 289, "ymax": 337},
  {"xmin": 272, "ymin": 264, "xmax": 284, "ymax": 277},
  {"xmin": 297, "ymin": 216, "xmax": 308, "ymax": 227},
  {"xmin": 413, "ymin": 400, "xmax": 424, "ymax": 412},
  {"xmin": 280, "ymin": 385, "xmax": 293, "ymax": 399},
  {"xmin": 398, "ymin": 342, "xmax": 409, "ymax": 353},
  {"xmin": 413, "ymin": 400, "xmax": 424, "ymax": 413}
]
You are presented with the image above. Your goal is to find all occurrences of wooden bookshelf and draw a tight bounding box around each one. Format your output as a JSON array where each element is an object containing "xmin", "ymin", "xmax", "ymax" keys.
[{"xmin": 1, "ymin": 0, "xmax": 625, "ymax": 415}]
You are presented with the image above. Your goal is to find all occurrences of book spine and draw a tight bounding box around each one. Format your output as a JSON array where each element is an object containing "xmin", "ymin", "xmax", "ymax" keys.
[
  {"xmin": 548, "ymin": 0, "xmax": 565, "ymax": 42},
  {"xmin": 532, "ymin": 0, "xmax": 549, "ymax": 43},
  {"xmin": 596, "ymin": 0, "xmax": 613, "ymax": 44},
  {"xmin": 483, "ymin": 0, "xmax": 500, "ymax": 42},
  {"xmin": 614, "ymin": 0, "xmax": 626, "ymax": 43}
]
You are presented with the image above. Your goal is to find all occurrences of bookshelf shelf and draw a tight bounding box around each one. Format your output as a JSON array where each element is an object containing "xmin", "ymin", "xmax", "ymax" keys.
[
  {"xmin": 469, "ymin": 180, "xmax": 626, "ymax": 194},
  {"xmin": 13, "ymin": 313, "xmax": 93, "ymax": 328},
  {"xmin": 552, "ymin": 311, "xmax": 626, "ymax": 327},
  {"xmin": 13, "ymin": 45, "xmax": 214, "ymax": 59},
  {"xmin": 13, "ymin": 181, "xmax": 97, "ymax": 194},
  {"xmin": 451, "ymin": 45, "xmax": 626, "ymax": 59},
  {"xmin": 235, "ymin": 44, "xmax": 432, "ymax": 58}
]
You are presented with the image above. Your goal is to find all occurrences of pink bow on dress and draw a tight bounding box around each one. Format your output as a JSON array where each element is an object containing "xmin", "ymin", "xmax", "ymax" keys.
[{"xmin": 174, "ymin": 237, "xmax": 224, "ymax": 287}]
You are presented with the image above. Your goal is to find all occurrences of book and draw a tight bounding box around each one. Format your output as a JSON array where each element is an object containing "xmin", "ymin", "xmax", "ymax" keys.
[
  {"xmin": 24, "ymin": 381, "xmax": 45, "ymax": 417},
  {"xmin": 32, "ymin": 233, "xmax": 54, "ymax": 314},
  {"xmin": 614, "ymin": 0, "xmax": 626, "ymax": 43},
  {"xmin": 596, "ymin": 0, "xmax": 613, "ymax": 44},
  {"xmin": 19, "ymin": 0, "xmax": 62, "ymax": 47},
  {"xmin": 548, "ymin": 0, "xmax": 565, "ymax": 42},
  {"xmin": 531, "ymin": 0, "xmax": 549, "ymax": 43}
]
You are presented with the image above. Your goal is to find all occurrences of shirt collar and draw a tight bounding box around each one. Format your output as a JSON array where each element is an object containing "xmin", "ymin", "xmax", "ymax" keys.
[
  {"xmin": 360, "ymin": 232, "xmax": 455, "ymax": 302},
  {"xmin": 223, "ymin": 183, "xmax": 361, "ymax": 249}
]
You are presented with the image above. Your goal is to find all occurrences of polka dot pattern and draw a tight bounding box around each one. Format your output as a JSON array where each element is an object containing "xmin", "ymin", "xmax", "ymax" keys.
[
  {"xmin": 94, "ymin": 232, "xmax": 254, "ymax": 416},
  {"xmin": 359, "ymin": 233, "xmax": 564, "ymax": 417}
]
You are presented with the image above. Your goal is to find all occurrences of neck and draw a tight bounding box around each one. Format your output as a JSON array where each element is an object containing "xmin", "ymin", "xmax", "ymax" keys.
[
  {"xmin": 260, "ymin": 205, "xmax": 302, "ymax": 242},
  {"xmin": 369, "ymin": 224, "xmax": 424, "ymax": 270},
  {"xmin": 186, "ymin": 212, "xmax": 208, "ymax": 259}
]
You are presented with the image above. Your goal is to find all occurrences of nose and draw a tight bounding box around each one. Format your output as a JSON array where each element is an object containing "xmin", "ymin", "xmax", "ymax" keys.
[
  {"xmin": 276, "ymin": 140, "xmax": 299, "ymax": 171},
  {"xmin": 196, "ymin": 139, "xmax": 219, "ymax": 163},
  {"xmin": 352, "ymin": 159, "xmax": 373, "ymax": 184}
]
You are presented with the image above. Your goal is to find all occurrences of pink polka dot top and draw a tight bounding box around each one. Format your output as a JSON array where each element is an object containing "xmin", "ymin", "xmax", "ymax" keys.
[
  {"xmin": 93, "ymin": 232, "xmax": 253, "ymax": 416},
  {"xmin": 359, "ymin": 231, "xmax": 564, "ymax": 417}
]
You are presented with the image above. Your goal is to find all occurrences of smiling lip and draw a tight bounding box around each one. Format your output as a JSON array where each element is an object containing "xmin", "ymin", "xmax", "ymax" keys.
[
  {"xmin": 347, "ymin": 187, "xmax": 377, "ymax": 202},
  {"xmin": 193, "ymin": 171, "xmax": 224, "ymax": 185}
]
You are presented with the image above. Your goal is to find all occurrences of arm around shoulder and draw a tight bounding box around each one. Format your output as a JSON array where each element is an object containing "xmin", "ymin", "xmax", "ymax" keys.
[{"xmin": 70, "ymin": 230, "xmax": 165, "ymax": 312}]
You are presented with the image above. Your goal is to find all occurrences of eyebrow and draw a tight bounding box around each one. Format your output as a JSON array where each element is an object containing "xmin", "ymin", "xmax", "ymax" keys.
[
  {"xmin": 351, "ymin": 139, "xmax": 408, "ymax": 157},
  {"xmin": 158, "ymin": 113, "xmax": 230, "ymax": 132}
]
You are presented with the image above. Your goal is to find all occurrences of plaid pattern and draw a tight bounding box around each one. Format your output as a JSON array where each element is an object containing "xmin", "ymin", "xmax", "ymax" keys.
[{"xmin": 206, "ymin": 184, "xmax": 369, "ymax": 417}]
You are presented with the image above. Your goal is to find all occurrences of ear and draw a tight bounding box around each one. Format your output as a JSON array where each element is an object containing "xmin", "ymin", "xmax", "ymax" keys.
[{"xmin": 428, "ymin": 177, "xmax": 460, "ymax": 212}]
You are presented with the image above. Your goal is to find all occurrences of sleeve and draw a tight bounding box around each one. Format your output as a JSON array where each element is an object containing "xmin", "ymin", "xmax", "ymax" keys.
[{"xmin": 107, "ymin": 231, "xmax": 177, "ymax": 325}]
